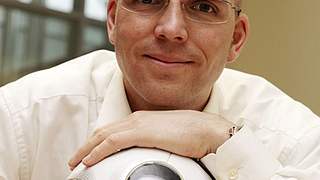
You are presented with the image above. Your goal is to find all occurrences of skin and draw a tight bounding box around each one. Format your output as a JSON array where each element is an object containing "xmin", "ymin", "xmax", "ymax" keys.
[{"xmin": 68, "ymin": 0, "xmax": 249, "ymax": 170}]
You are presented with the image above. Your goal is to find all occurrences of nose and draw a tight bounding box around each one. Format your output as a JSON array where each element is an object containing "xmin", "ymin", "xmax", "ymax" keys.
[{"xmin": 154, "ymin": 3, "xmax": 188, "ymax": 43}]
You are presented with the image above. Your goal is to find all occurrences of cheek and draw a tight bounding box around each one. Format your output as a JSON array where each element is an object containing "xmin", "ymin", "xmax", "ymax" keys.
[
  {"xmin": 114, "ymin": 20, "xmax": 158, "ymax": 91},
  {"xmin": 190, "ymin": 27, "xmax": 233, "ymax": 81},
  {"xmin": 195, "ymin": 27, "xmax": 233, "ymax": 57},
  {"xmin": 115, "ymin": 12, "xmax": 153, "ymax": 45},
  {"xmin": 114, "ymin": 13, "xmax": 145, "ymax": 70},
  {"xmin": 114, "ymin": 13, "xmax": 155, "ymax": 70}
]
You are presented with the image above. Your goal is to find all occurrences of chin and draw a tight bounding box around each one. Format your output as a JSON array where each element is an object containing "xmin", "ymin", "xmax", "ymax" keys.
[
  {"xmin": 141, "ymin": 88, "xmax": 192, "ymax": 110},
  {"xmin": 125, "ymin": 71, "xmax": 204, "ymax": 110}
]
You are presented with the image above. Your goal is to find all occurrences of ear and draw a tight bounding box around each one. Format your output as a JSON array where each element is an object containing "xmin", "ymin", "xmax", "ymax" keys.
[
  {"xmin": 227, "ymin": 14, "xmax": 250, "ymax": 63},
  {"xmin": 107, "ymin": 0, "xmax": 117, "ymax": 45}
]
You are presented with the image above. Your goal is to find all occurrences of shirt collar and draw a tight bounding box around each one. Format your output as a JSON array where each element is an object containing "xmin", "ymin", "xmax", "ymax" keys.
[{"xmin": 96, "ymin": 67, "xmax": 132, "ymax": 128}]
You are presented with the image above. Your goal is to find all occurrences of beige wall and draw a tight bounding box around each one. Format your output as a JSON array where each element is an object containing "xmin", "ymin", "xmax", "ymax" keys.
[{"xmin": 228, "ymin": 1, "xmax": 320, "ymax": 115}]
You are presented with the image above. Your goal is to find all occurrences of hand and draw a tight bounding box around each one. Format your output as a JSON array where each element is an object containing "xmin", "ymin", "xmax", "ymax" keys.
[{"xmin": 68, "ymin": 110, "xmax": 234, "ymax": 170}]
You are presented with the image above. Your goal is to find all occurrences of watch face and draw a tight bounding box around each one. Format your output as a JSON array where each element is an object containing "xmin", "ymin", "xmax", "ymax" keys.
[{"xmin": 127, "ymin": 162, "xmax": 182, "ymax": 180}]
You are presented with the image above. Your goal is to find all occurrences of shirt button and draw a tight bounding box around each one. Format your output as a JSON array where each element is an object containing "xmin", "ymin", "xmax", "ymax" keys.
[{"xmin": 228, "ymin": 168, "xmax": 239, "ymax": 180}]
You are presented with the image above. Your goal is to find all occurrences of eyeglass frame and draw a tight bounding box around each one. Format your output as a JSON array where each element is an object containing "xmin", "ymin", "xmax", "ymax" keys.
[{"xmin": 118, "ymin": 0, "xmax": 242, "ymax": 25}]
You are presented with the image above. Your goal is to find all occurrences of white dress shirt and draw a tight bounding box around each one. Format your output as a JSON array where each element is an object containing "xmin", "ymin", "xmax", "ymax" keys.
[{"xmin": 0, "ymin": 50, "xmax": 319, "ymax": 180}]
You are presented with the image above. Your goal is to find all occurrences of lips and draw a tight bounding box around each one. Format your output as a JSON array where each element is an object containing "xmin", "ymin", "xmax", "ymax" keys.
[{"xmin": 144, "ymin": 54, "xmax": 193, "ymax": 65}]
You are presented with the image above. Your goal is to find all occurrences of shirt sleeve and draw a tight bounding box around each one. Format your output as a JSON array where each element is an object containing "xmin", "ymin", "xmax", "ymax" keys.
[
  {"xmin": 200, "ymin": 125, "xmax": 320, "ymax": 180},
  {"xmin": 0, "ymin": 89, "xmax": 20, "ymax": 180}
]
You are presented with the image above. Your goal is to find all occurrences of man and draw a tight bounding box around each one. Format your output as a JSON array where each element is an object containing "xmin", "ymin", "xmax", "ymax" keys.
[{"xmin": 0, "ymin": 0, "xmax": 319, "ymax": 179}]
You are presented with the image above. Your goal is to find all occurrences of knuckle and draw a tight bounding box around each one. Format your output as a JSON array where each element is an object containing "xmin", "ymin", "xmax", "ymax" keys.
[
  {"xmin": 129, "ymin": 111, "xmax": 148, "ymax": 125},
  {"xmin": 87, "ymin": 139, "xmax": 96, "ymax": 147},
  {"xmin": 94, "ymin": 130, "xmax": 106, "ymax": 141},
  {"xmin": 91, "ymin": 147, "xmax": 103, "ymax": 158},
  {"xmin": 77, "ymin": 146, "xmax": 88, "ymax": 155},
  {"xmin": 105, "ymin": 134, "xmax": 120, "ymax": 150},
  {"xmin": 93, "ymin": 127, "xmax": 102, "ymax": 136}
]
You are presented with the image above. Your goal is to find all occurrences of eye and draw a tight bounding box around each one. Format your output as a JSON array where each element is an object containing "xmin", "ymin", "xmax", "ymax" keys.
[
  {"xmin": 140, "ymin": 0, "xmax": 152, "ymax": 4},
  {"xmin": 137, "ymin": 0, "xmax": 162, "ymax": 5},
  {"xmin": 191, "ymin": 0, "xmax": 219, "ymax": 14}
]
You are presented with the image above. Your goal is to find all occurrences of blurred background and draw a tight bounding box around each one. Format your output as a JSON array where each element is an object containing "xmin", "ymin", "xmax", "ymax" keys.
[
  {"xmin": 229, "ymin": 1, "xmax": 320, "ymax": 116},
  {"xmin": 0, "ymin": 0, "xmax": 112, "ymax": 84},
  {"xmin": 0, "ymin": 0, "xmax": 319, "ymax": 115}
]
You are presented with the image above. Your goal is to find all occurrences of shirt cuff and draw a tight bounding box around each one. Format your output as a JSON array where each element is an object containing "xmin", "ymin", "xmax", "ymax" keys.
[{"xmin": 200, "ymin": 125, "xmax": 282, "ymax": 180}]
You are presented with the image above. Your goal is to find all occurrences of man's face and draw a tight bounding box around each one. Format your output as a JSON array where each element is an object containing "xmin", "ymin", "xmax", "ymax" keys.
[{"xmin": 107, "ymin": 0, "xmax": 248, "ymax": 110}]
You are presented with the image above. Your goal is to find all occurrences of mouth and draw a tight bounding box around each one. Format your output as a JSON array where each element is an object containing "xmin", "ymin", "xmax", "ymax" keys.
[{"xmin": 143, "ymin": 54, "xmax": 193, "ymax": 67}]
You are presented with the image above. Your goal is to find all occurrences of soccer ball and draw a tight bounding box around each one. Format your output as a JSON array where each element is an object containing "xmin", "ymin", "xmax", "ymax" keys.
[{"xmin": 68, "ymin": 147, "xmax": 212, "ymax": 180}]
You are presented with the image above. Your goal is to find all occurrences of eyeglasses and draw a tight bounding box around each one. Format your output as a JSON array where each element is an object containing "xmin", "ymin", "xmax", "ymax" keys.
[{"xmin": 120, "ymin": 0, "xmax": 241, "ymax": 25}]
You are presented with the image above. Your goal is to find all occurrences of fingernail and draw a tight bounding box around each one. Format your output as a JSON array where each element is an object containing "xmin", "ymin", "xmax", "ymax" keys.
[
  {"xmin": 83, "ymin": 155, "xmax": 92, "ymax": 166},
  {"xmin": 68, "ymin": 158, "xmax": 76, "ymax": 167}
]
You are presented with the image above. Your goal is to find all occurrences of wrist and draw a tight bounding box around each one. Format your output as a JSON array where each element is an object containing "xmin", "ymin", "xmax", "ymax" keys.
[{"xmin": 207, "ymin": 122, "xmax": 239, "ymax": 154}]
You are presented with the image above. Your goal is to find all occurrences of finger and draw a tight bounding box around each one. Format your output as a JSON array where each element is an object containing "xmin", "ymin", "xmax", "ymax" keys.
[
  {"xmin": 68, "ymin": 134, "xmax": 104, "ymax": 169},
  {"xmin": 82, "ymin": 130, "xmax": 139, "ymax": 167},
  {"xmin": 68, "ymin": 120, "xmax": 132, "ymax": 169}
]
